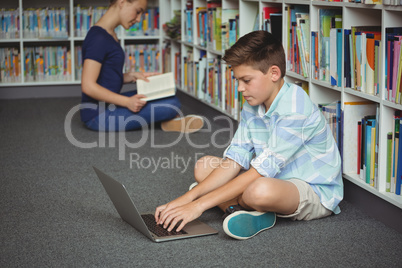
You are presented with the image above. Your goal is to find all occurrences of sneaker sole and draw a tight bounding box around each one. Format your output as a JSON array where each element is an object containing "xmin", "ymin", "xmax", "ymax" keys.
[
  {"xmin": 161, "ymin": 115, "xmax": 204, "ymax": 133},
  {"xmin": 223, "ymin": 211, "xmax": 276, "ymax": 240}
]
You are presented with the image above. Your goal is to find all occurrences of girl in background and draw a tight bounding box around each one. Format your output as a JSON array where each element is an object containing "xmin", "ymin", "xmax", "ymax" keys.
[{"xmin": 80, "ymin": 0, "xmax": 203, "ymax": 132}]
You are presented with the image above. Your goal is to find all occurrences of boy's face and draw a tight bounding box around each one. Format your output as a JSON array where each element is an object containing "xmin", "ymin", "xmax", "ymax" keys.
[{"xmin": 233, "ymin": 64, "xmax": 281, "ymax": 109}]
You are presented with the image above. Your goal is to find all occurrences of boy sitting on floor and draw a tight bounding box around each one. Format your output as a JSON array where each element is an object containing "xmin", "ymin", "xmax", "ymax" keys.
[{"xmin": 155, "ymin": 30, "xmax": 343, "ymax": 240}]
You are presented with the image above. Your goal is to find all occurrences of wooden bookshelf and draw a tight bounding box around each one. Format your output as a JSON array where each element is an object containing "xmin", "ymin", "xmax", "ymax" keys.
[{"xmin": 160, "ymin": 0, "xmax": 402, "ymax": 209}]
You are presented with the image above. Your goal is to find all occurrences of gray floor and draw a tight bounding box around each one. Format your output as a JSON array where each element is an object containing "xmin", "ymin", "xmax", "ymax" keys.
[{"xmin": 1, "ymin": 94, "xmax": 402, "ymax": 267}]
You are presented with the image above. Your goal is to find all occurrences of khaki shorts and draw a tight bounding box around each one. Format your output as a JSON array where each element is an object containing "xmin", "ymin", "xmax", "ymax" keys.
[{"xmin": 277, "ymin": 178, "xmax": 333, "ymax": 221}]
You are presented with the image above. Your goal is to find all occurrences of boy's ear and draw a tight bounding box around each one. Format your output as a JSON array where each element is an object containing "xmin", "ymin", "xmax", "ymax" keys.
[{"xmin": 270, "ymin": 66, "xmax": 282, "ymax": 82}]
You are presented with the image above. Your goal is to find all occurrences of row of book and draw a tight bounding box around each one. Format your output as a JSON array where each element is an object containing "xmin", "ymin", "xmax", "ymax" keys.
[
  {"xmin": 385, "ymin": 27, "xmax": 402, "ymax": 104},
  {"xmin": 386, "ymin": 111, "xmax": 402, "ymax": 195},
  {"xmin": 1, "ymin": 44, "xmax": 160, "ymax": 83},
  {"xmin": 0, "ymin": 48, "xmax": 21, "ymax": 83},
  {"xmin": 340, "ymin": 101, "xmax": 402, "ymax": 194},
  {"xmin": 75, "ymin": 6, "xmax": 159, "ymax": 37},
  {"xmin": 0, "ymin": 8, "xmax": 20, "ymax": 39},
  {"xmin": 311, "ymin": 9, "xmax": 342, "ymax": 85},
  {"xmin": 166, "ymin": 43, "xmax": 244, "ymax": 119},
  {"xmin": 318, "ymin": 101, "xmax": 342, "ymax": 155},
  {"xmin": 286, "ymin": 5, "xmax": 311, "ymax": 78},
  {"xmin": 24, "ymin": 46, "xmax": 72, "ymax": 82},
  {"xmin": 262, "ymin": 6, "xmax": 282, "ymax": 43},
  {"xmin": 183, "ymin": 1, "xmax": 239, "ymax": 52},
  {"xmin": 123, "ymin": 44, "xmax": 160, "ymax": 73},
  {"xmin": 23, "ymin": 8, "xmax": 69, "ymax": 39},
  {"xmin": 1, "ymin": 6, "xmax": 160, "ymax": 40}
]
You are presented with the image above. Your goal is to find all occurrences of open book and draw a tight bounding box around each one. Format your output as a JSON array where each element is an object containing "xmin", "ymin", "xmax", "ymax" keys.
[{"xmin": 136, "ymin": 72, "xmax": 176, "ymax": 101}]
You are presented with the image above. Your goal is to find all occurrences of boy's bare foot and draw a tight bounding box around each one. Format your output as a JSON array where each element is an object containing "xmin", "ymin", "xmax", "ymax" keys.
[{"xmin": 161, "ymin": 115, "xmax": 204, "ymax": 133}]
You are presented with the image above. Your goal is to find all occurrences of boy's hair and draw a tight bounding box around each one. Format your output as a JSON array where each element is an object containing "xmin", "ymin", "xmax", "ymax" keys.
[{"xmin": 222, "ymin": 30, "xmax": 286, "ymax": 77}]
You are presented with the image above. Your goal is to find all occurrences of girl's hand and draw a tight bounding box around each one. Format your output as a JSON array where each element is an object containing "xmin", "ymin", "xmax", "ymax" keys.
[
  {"xmin": 125, "ymin": 72, "xmax": 160, "ymax": 83},
  {"xmin": 126, "ymin": 94, "xmax": 147, "ymax": 113}
]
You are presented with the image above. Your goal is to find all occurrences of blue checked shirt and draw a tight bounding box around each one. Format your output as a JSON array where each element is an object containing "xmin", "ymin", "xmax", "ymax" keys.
[{"xmin": 224, "ymin": 82, "xmax": 343, "ymax": 214}]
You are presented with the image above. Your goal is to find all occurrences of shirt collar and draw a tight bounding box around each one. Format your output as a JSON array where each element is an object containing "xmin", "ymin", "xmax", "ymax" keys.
[{"xmin": 257, "ymin": 82, "xmax": 291, "ymax": 119}]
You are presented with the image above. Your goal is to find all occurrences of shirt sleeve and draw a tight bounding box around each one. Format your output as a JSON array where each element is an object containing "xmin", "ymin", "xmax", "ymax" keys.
[
  {"xmin": 251, "ymin": 109, "xmax": 327, "ymax": 177},
  {"xmin": 82, "ymin": 29, "xmax": 108, "ymax": 64},
  {"xmin": 223, "ymin": 110, "xmax": 255, "ymax": 170}
]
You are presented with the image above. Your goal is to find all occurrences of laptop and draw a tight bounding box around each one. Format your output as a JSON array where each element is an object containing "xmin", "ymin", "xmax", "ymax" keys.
[{"xmin": 93, "ymin": 167, "xmax": 218, "ymax": 242}]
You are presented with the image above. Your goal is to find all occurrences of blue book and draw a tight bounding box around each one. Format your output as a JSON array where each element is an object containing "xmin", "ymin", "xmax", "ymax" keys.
[
  {"xmin": 336, "ymin": 29, "xmax": 342, "ymax": 87},
  {"xmin": 365, "ymin": 119, "xmax": 375, "ymax": 184},
  {"xmin": 344, "ymin": 29, "xmax": 351, "ymax": 88}
]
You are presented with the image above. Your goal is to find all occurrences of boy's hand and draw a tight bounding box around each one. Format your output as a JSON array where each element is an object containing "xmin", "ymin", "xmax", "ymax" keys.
[
  {"xmin": 155, "ymin": 194, "xmax": 195, "ymax": 231},
  {"xmin": 156, "ymin": 201, "xmax": 203, "ymax": 232}
]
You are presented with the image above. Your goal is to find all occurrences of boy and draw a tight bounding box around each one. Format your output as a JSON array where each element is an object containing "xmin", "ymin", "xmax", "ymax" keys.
[{"xmin": 155, "ymin": 31, "xmax": 343, "ymax": 240}]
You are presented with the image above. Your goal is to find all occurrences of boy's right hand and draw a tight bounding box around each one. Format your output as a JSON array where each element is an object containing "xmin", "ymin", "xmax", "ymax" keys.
[
  {"xmin": 126, "ymin": 94, "xmax": 147, "ymax": 113},
  {"xmin": 154, "ymin": 194, "xmax": 193, "ymax": 225}
]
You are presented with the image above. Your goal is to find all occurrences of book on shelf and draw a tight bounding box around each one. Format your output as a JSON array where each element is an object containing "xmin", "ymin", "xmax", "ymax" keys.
[
  {"xmin": 207, "ymin": 1, "xmax": 222, "ymax": 52},
  {"xmin": 0, "ymin": 8, "xmax": 20, "ymax": 39},
  {"xmin": 387, "ymin": 132, "xmax": 393, "ymax": 192},
  {"xmin": 342, "ymin": 101, "xmax": 377, "ymax": 177},
  {"xmin": 174, "ymin": 52, "xmax": 181, "ymax": 86},
  {"xmin": 196, "ymin": 52, "xmax": 207, "ymax": 101},
  {"xmin": 316, "ymin": 8, "xmax": 342, "ymax": 84},
  {"xmin": 319, "ymin": 101, "xmax": 341, "ymax": 151},
  {"xmin": 385, "ymin": 28, "xmax": 402, "ymax": 104},
  {"xmin": 162, "ymin": 42, "xmax": 171, "ymax": 73},
  {"xmin": 24, "ymin": 45, "xmax": 71, "ymax": 82},
  {"xmin": 262, "ymin": 6, "xmax": 282, "ymax": 42},
  {"xmin": 349, "ymin": 26, "xmax": 381, "ymax": 94},
  {"xmin": 397, "ymin": 119, "xmax": 402, "ymax": 195},
  {"xmin": 221, "ymin": 9, "xmax": 239, "ymax": 51},
  {"xmin": 286, "ymin": 5, "xmax": 309, "ymax": 77},
  {"xmin": 126, "ymin": 7, "xmax": 160, "ymax": 36},
  {"xmin": 185, "ymin": 2, "xmax": 193, "ymax": 43},
  {"xmin": 124, "ymin": 44, "xmax": 160, "ymax": 73},
  {"xmin": 0, "ymin": 47, "xmax": 21, "ymax": 83},
  {"xmin": 23, "ymin": 7, "xmax": 69, "ymax": 39},
  {"xmin": 136, "ymin": 72, "xmax": 176, "ymax": 102},
  {"xmin": 196, "ymin": 7, "xmax": 207, "ymax": 47}
]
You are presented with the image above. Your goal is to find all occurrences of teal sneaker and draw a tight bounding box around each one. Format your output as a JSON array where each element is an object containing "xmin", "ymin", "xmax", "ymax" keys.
[{"xmin": 223, "ymin": 210, "xmax": 276, "ymax": 240}]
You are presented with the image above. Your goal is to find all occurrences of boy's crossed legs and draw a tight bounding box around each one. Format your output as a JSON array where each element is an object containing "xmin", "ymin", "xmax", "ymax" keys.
[{"xmin": 194, "ymin": 155, "xmax": 332, "ymax": 239}]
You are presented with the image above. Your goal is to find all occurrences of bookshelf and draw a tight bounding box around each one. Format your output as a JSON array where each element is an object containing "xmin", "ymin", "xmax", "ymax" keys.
[
  {"xmin": 0, "ymin": 0, "xmax": 162, "ymax": 87},
  {"xmin": 160, "ymin": 0, "xmax": 402, "ymax": 209}
]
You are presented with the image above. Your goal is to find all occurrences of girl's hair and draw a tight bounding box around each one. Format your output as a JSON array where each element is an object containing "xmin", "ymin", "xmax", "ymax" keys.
[
  {"xmin": 222, "ymin": 30, "xmax": 286, "ymax": 77},
  {"xmin": 109, "ymin": 0, "xmax": 137, "ymax": 6}
]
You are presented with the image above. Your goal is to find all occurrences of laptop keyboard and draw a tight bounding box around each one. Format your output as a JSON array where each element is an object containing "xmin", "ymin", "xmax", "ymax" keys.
[{"xmin": 141, "ymin": 214, "xmax": 188, "ymax": 236}]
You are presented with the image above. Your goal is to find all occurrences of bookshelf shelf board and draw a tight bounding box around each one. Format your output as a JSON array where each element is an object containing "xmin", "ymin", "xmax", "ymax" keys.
[
  {"xmin": 0, "ymin": 39, "xmax": 21, "ymax": 43},
  {"xmin": 383, "ymin": 100, "xmax": 402, "ymax": 110},
  {"xmin": 311, "ymin": 79, "xmax": 342, "ymax": 93},
  {"xmin": 311, "ymin": 1, "xmax": 343, "ymax": 7},
  {"xmin": 286, "ymin": 71, "xmax": 309, "ymax": 82},
  {"xmin": 343, "ymin": 173, "xmax": 402, "ymax": 209},
  {"xmin": 343, "ymin": 88, "xmax": 381, "ymax": 103},
  {"xmin": 123, "ymin": 36, "xmax": 161, "ymax": 41}
]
